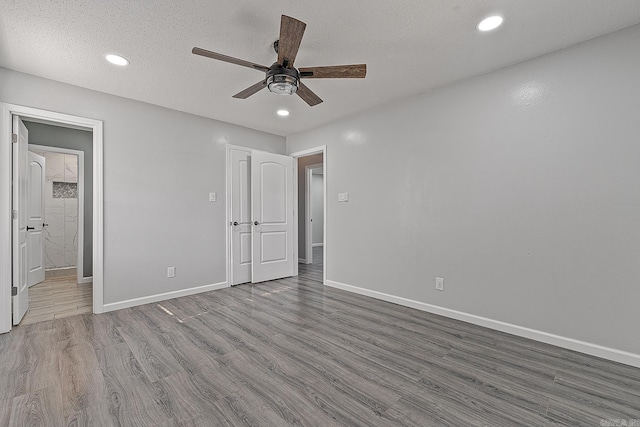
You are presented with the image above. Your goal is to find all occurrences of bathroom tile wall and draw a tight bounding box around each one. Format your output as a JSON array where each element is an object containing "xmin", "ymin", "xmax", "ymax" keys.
[{"xmin": 32, "ymin": 150, "xmax": 78, "ymax": 270}]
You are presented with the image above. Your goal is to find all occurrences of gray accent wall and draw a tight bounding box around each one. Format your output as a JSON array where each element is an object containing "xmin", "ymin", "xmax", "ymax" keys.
[
  {"xmin": 297, "ymin": 154, "xmax": 323, "ymax": 259},
  {"xmin": 24, "ymin": 121, "xmax": 93, "ymax": 278},
  {"xmin": 1, "ymin": 67, "xmax": 286, "ymax": 305},
  {"xmin": 287, "ymin": 24, "xmax": 640, "ymax": 356}
]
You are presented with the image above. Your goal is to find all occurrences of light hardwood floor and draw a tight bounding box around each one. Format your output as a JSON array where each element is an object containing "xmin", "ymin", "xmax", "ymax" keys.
[
  {"xmin": 1, "ymin": 260, "xmax": 639, "ymax": 425},
  {"xmin": 20, "ymin": 274, "xmax": 92, "ymax": 326}
]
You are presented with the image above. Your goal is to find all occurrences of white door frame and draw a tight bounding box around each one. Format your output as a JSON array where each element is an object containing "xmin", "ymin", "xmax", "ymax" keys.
[
  {"xmin": 290, "ymin": 146, "xmax": 327, "ymax": 282},
  {"xmin": 29, "ymin": 144, "xmax": 90, "ymax": 285},
  {"xmin": 304, "ymin": 163, "xmax": 323, "ymax": 264},
  {"xmin": 1, "ymin": 103, "xmax": 104, "ymax": 333}
]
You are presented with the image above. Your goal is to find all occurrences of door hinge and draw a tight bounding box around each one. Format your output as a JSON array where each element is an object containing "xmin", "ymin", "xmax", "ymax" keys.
[
  {"xmin": 12, "ymin": 210, "xmax": 17, "ymax": 220},
  {"xmin": 11, "ymin": 287, "xmax": 17, "ymax": 296},
  {"xmin": 12, "ymin": 133, "xmax": 17, "ymax": 144}
]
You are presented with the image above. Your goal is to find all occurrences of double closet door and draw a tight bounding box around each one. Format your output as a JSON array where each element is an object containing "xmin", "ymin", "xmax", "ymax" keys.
[{"xmin": 229, "ymin": 148, "xmax": 294, "ymax": 285}]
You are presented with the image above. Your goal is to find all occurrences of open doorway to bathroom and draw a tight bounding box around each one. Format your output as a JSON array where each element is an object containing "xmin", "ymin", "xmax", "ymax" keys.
[
  {"xmin": 20, "ymin": 120, "xmax": 93, "ymax": 325},
  {"xmin": 295, "ymin": 151, "xmax": 325, "ymax": 283}
]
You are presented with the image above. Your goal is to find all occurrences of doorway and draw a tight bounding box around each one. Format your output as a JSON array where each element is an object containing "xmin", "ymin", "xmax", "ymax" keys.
[
  {"xmin": 0, "ymin": 103, "xmax": 104, "ymax": 333},
  {"xmin": 22, "ymin": 134, "xmax": 92, "ymax": 325},
  {"xmin": 291, "ymin": 146, "xmax": 326, "ymax": 284},
  {"xmin": 304, "ymin": 163, "xmax": 324, "ymax": 265}
]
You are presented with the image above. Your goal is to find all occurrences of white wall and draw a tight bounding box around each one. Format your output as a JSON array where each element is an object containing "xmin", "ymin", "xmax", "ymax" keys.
[
  {"xmin": 287, "ymin": 24, "xmax": 640, "ymax": 359},
  {"xmin": 1, "ymin": 68, "xmax": 286, "ymax": 306},
  {"xmin": 311, "ymin": 173, "xmax": 324, "ymax": 245}
]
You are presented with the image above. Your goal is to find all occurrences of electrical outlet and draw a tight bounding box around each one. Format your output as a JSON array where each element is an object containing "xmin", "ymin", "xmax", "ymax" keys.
[
  {"xmin": 435, "ymin": 277, "xmax": 444, "ymax": 291},
  {"xmin": 338, "ymin": 192, "xmax": 349, "ymax": 202},
  {"xmin": 167, "ymin": 267, "xmax": 176, "ymax": 278},
  {"xmin": 209, "ymin": 192, "xmax": 217, "ymax": 202}
]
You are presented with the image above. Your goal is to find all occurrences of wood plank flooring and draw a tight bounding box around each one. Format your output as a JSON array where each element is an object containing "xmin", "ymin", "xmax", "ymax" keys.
[
  {"xmin": 20, "ymin": 275, "xmax": 92, "ymax": 326},
  {"xmin": 2, "ymin": 257, "xmax": 640, "ymax": 425},
  {"xmin": 298, "ymin": 246, "xmax": 323, "ymax": 283}
]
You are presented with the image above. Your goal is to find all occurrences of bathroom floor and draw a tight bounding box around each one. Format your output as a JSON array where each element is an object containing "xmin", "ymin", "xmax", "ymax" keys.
[{"xmin": 19, "ymin": 274, "xmax": 92, "ymax": 326}]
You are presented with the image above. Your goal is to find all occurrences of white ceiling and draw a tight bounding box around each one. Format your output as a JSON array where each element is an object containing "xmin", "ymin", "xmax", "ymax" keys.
[{"xmin": 2, "ymin": 1, "xmax": 640, "ymax": 136}]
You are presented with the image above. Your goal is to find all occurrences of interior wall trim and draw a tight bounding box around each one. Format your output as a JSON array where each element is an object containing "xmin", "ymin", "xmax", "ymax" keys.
[
  {"xmin": 78, "ymin": 276, "xmax": 93, "ymax": 285},
  {"xmin": 102, "ymin": 281, "xmax": 229, "ymax": 313},
  {"xmin": 325, "ymin": 279, "xmax": 640, "ymax": 369}
]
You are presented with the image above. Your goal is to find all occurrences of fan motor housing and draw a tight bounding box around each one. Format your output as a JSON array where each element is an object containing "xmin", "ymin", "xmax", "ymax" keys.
[{"xmin": 266, "ymin": 63, "xmax": 300, "ymax": 95}]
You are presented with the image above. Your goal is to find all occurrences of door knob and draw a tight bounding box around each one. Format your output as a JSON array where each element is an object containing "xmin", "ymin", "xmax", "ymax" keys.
[
  {"xmin": 233, "ymin": 221, "xmax": 239, "ymax": 226},
  {"xmin": 26, "ymin": 226, "xmax": 35, "ymax": 231},
  {"xmin": 254, "ymin": 221, "xmax": 259, "ymax": 226}
]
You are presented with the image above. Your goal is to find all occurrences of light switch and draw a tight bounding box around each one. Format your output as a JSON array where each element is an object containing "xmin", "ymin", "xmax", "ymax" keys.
[
  {"xmin": 209, "ymin": 192, "xmax": 217, "ymax": 202},
  {"xmin": 338, "ymin": 192, "xmax": 349, "ymax": 202}
]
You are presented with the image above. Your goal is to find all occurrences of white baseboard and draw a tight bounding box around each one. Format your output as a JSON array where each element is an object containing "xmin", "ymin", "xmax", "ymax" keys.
[
  {"xmin": 102, "ymin": 281, "xmax": 229, "ymax": 312},
  {"xmin": 78, "ymin": 276, "xmax": 93, "ymax": 285},
  {"xmin": 325, "ymin": 279, "xmax": 640, "ymax": 369},
  {"xmin": 312, "ymin": 243, "xmax": 324, "ymax": 247},
  {"xmin": 298, "ymin": 258, "xmax": 306, "ymax": 263}
]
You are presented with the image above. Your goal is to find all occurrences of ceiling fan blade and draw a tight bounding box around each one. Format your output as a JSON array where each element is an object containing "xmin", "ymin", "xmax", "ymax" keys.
[
  {"xmin": 297, "ymin": 82, "xmax": 323, "ymax": 106},
  {"xmin": 192, "ymin": 47, "xmax": 269, "ymax": 72},
  {"xmin": 299, "ymin": 64, "xmax": 367, "ymax": 79},
  {"xmin": 232, "ymin": 80, "xmax": 267, "ymax": 99},
  {"xmin": 277, "ymin": 15, "xmax": 306, "ymax": 68}
]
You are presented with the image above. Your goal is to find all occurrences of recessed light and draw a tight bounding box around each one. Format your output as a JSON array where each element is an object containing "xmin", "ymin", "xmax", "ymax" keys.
[
  {"xmin": 105, "ymin": 54, "xmax": 129, "ymax": 66},
  {"xmin": 277, "ymin": 109, "xmax": 290, "ymax": 117},
  {"xmin": 477, "ymin": 15, "xmax": 503, "ymax": 32}
]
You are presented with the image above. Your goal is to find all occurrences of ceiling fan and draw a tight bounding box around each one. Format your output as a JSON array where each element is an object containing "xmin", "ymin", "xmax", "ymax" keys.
[{"xmin": 192, "ymin": 15, "xmax": 366, "ymax": 107}]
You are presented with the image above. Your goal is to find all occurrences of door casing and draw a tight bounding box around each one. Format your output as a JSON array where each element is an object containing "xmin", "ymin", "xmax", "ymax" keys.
[{"xmin": 0, "ymin": 103, "xmax": 104, "ymax": 333}]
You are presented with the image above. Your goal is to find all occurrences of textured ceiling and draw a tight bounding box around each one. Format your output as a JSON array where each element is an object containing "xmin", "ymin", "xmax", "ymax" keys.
[{"xmin": 1, "ymin": 1, "xmax": 640, "ymax": 136}]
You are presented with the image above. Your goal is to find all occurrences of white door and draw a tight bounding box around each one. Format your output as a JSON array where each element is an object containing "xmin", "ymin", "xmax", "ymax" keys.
[
  {"xmin": 27, "ymin": 151, "xmax": 46, "ymax": 287},
  {"xmin": 12, "ymin": 117, "xmax": 29, "ymax": 324},
  {"xmin": 230, "ymin": 148, "xmax": 252, "ymax": 285},
  {"xmin": 251, "ymin": 151, "xmax": 294, "ymax": 283}
]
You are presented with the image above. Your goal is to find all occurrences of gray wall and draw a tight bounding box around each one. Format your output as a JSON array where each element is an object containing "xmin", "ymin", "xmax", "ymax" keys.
[
  {"xmin": 287, "ymin": 24, "xmax": 640, "ymax": 356},
  {"xmin": 297, "ymin": 154, "xmax": 323, "ymax": 260},
  {"xmin": 1, "ymin": 67, "xmax": 286, "ymax": 305},
  {"xmin": 24, "ymin": 121, "xmax": 93, "ymax": 278}
]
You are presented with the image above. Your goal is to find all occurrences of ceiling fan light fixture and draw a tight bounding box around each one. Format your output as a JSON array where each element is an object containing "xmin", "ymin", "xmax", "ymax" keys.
[
  {"xmin": 267, "ymin": 74, "xmax": 298, "ymax": 95},
  {"xmin": 192, "ymin": 15, "xmax": 365, "ymax": 106},
  {"xmin": 266, "ymin": 64, "xmax": 300, "ymax": 96}
]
